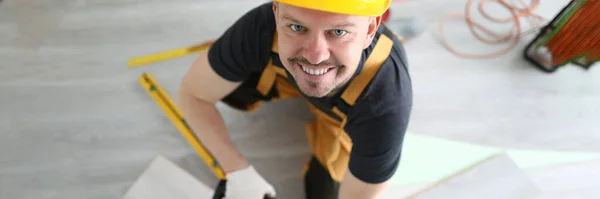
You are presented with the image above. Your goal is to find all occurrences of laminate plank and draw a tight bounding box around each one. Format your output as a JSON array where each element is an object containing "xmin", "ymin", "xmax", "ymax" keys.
[{"xmin": 123, "ymin": 155, "xmax": 215, "ymax": 199}]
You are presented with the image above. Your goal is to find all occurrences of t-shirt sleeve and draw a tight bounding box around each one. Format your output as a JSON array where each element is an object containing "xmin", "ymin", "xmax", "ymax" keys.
[
  {"xmin": 207, "ymin": 3, "xmax": 275, "ymax": 82},
  {"xmin": 345, "ymin": 106, "xmax": 411, "ymax": 184},
  {"xmin": 344, "ymin": 54, "xmax": 413, "ymax": 184}
]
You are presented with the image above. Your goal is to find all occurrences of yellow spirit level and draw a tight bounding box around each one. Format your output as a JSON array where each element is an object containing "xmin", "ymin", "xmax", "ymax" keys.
[{"xmin": 138, "ymin": 72, "xmax": 226, "ymax": 180}]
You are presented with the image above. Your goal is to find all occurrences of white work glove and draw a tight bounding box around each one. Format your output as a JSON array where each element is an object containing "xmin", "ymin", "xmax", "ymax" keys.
[{"xmin": 225, "ymin": 165, "xmax": 276, "ymax": 199}]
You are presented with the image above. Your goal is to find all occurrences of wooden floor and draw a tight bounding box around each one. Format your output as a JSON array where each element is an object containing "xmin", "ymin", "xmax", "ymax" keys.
[{"xmin": 1, "ymin": 0, "xmax": 599, "ymax": 198}]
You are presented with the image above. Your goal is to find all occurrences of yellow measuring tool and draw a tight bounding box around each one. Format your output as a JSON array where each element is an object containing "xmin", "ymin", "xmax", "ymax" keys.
[
  {"xmin": 138, "ymin": 72, "xmax": 226, "ymax": 180},
  {"xmin": 128, "ymin": 40, "xmax": 214, "ymax": 68}
]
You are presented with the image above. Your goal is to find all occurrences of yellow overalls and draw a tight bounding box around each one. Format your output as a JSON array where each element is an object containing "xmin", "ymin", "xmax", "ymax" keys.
[{"xmin": 220, "ymin": 27, "xmax": 397, "ymax": 197}]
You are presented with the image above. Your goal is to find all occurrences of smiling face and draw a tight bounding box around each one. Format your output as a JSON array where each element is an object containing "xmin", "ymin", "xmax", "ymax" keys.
[{"xmin": 273, "ymin": 3, "xmax": 381, "ymax": 98}]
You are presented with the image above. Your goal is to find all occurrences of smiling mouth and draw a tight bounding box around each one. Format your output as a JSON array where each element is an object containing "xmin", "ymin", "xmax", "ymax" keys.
[{"xmin": 298, "ymin": 63, "xmax": 335, "ymax": 76}]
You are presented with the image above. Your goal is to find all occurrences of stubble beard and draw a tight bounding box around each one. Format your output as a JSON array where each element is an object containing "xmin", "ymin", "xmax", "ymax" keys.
[
  {"xmin": 285, "ymin": 56, "xmax": 347, "ymax": 98},
  {"xmin": 302, "ymin": 67, "xmax": 347, "ymax": 98}
]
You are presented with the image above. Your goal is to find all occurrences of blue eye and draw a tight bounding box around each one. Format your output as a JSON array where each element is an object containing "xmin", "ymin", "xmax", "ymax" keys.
[
  {"xmin": 290, "ymin": 24, "xmax": 305, "ymax": 32},
  {"xmin": 331, "ymin": 29, "xmax": 347, "ymax": 36}
]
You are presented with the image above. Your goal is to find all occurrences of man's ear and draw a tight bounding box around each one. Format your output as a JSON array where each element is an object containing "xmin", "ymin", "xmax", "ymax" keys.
[
  {"xmin": 363, "ymin": 16, "xmax": 382, "ymax": 49},
  {"xmin": 272, "ymin": 2, "xmax": 278, "ymax": 21}
]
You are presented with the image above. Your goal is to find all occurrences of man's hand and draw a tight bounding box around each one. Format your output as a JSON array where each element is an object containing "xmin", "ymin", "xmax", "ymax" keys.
[
  {"xmin": 225, "ymin": 165, "xmax": 276, "ymax": 199},
  {"xmin": 338, "ymin": 170, "xmax": 390, "ymax": 199}
]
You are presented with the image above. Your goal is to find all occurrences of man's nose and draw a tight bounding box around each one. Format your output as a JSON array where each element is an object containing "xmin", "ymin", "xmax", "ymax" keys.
[{"xmin": 302, "ymin": 33, "xmax": 330, "ymax": 65}]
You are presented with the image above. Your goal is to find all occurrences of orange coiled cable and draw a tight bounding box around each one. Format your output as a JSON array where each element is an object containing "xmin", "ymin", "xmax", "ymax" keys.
[{"xmin": 439, "ymin": 0, "xmax": 547, "ymax": 59}]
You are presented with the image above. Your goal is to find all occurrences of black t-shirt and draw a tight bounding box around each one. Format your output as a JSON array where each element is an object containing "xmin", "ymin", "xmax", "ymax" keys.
[{"xmin": 208, "ymin": 2, "xmax": 412, "ymax": 184}]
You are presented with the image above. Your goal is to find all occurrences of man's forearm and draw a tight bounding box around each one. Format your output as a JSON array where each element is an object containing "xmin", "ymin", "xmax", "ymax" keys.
[{"xmin": 177, "ymin": 89, "xmax": 249, "ymax": 173}]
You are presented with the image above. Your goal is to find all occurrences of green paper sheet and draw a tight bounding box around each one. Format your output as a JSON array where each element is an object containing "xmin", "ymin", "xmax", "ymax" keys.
[{"xmin": 391, "ymin": 133, "xmax": 600, "ymax": 186}]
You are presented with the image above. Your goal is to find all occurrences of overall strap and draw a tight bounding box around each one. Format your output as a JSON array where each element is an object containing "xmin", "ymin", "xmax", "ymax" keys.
[
  {"xmin": 256, "ymin": 31, "xmax": 287, "ymax": 96},
  {"xmin": 272, "ymin": 32, "xmax": 279, "ymax": 53},
  {"xmin": 324, "ymin": 34, "xmax": 395, "ymax": 175},
  {"xmin": 341, "ymin": 34, "xmax": 394, "ymax": 107},
  {"xmin": 269, "ymin": 32, "xmax": 288, "ymax": 76}
]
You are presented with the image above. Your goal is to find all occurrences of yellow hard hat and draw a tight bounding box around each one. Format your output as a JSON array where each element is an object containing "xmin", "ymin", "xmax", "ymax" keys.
[{"xmin": 273, "ymin": 0, "xmax": 391, "ymax": 16}]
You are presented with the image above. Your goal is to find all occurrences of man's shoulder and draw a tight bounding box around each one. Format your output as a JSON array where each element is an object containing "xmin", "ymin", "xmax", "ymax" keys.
[
  {"xmin": 371, "ymin": 27, "xmax": 412, "ymax": 102},
  {"xmin": 230, "ymin": 2, "xmax": 277, "ymax": 42},
  {"xmin": 246, "ymin": 2, "xmax": 277, "ymax": 26},
  {"xmin": 347, "ymin": 25, "xmax": 413, "ymax": 119},
  {"xmin": 206, "ymin": 2, "xmax": 277, "ymax": 82},
  {"xmin": 341, "ymin": 28, "xmax": 412, "ymax": 183},
  {"xmin": 216, "ymin": 2, "xmax": 276, "ymax": 41}
]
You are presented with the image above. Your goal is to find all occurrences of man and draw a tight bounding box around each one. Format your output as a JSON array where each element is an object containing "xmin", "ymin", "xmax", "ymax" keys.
[{"xmin": 176, "ymin": 0, "xmax": 412, "ymax": 198}]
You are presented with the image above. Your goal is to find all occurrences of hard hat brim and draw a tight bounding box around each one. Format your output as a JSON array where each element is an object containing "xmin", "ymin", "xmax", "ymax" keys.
[{"xmin": 274, "ymin": 0, "xmax": 391, "ymax": 16}]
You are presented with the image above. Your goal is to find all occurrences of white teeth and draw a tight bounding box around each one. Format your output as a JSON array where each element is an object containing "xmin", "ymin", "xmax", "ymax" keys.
[{"xmin": 302, "ymin": 65, "xmax": 328, "ymax": 76}]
